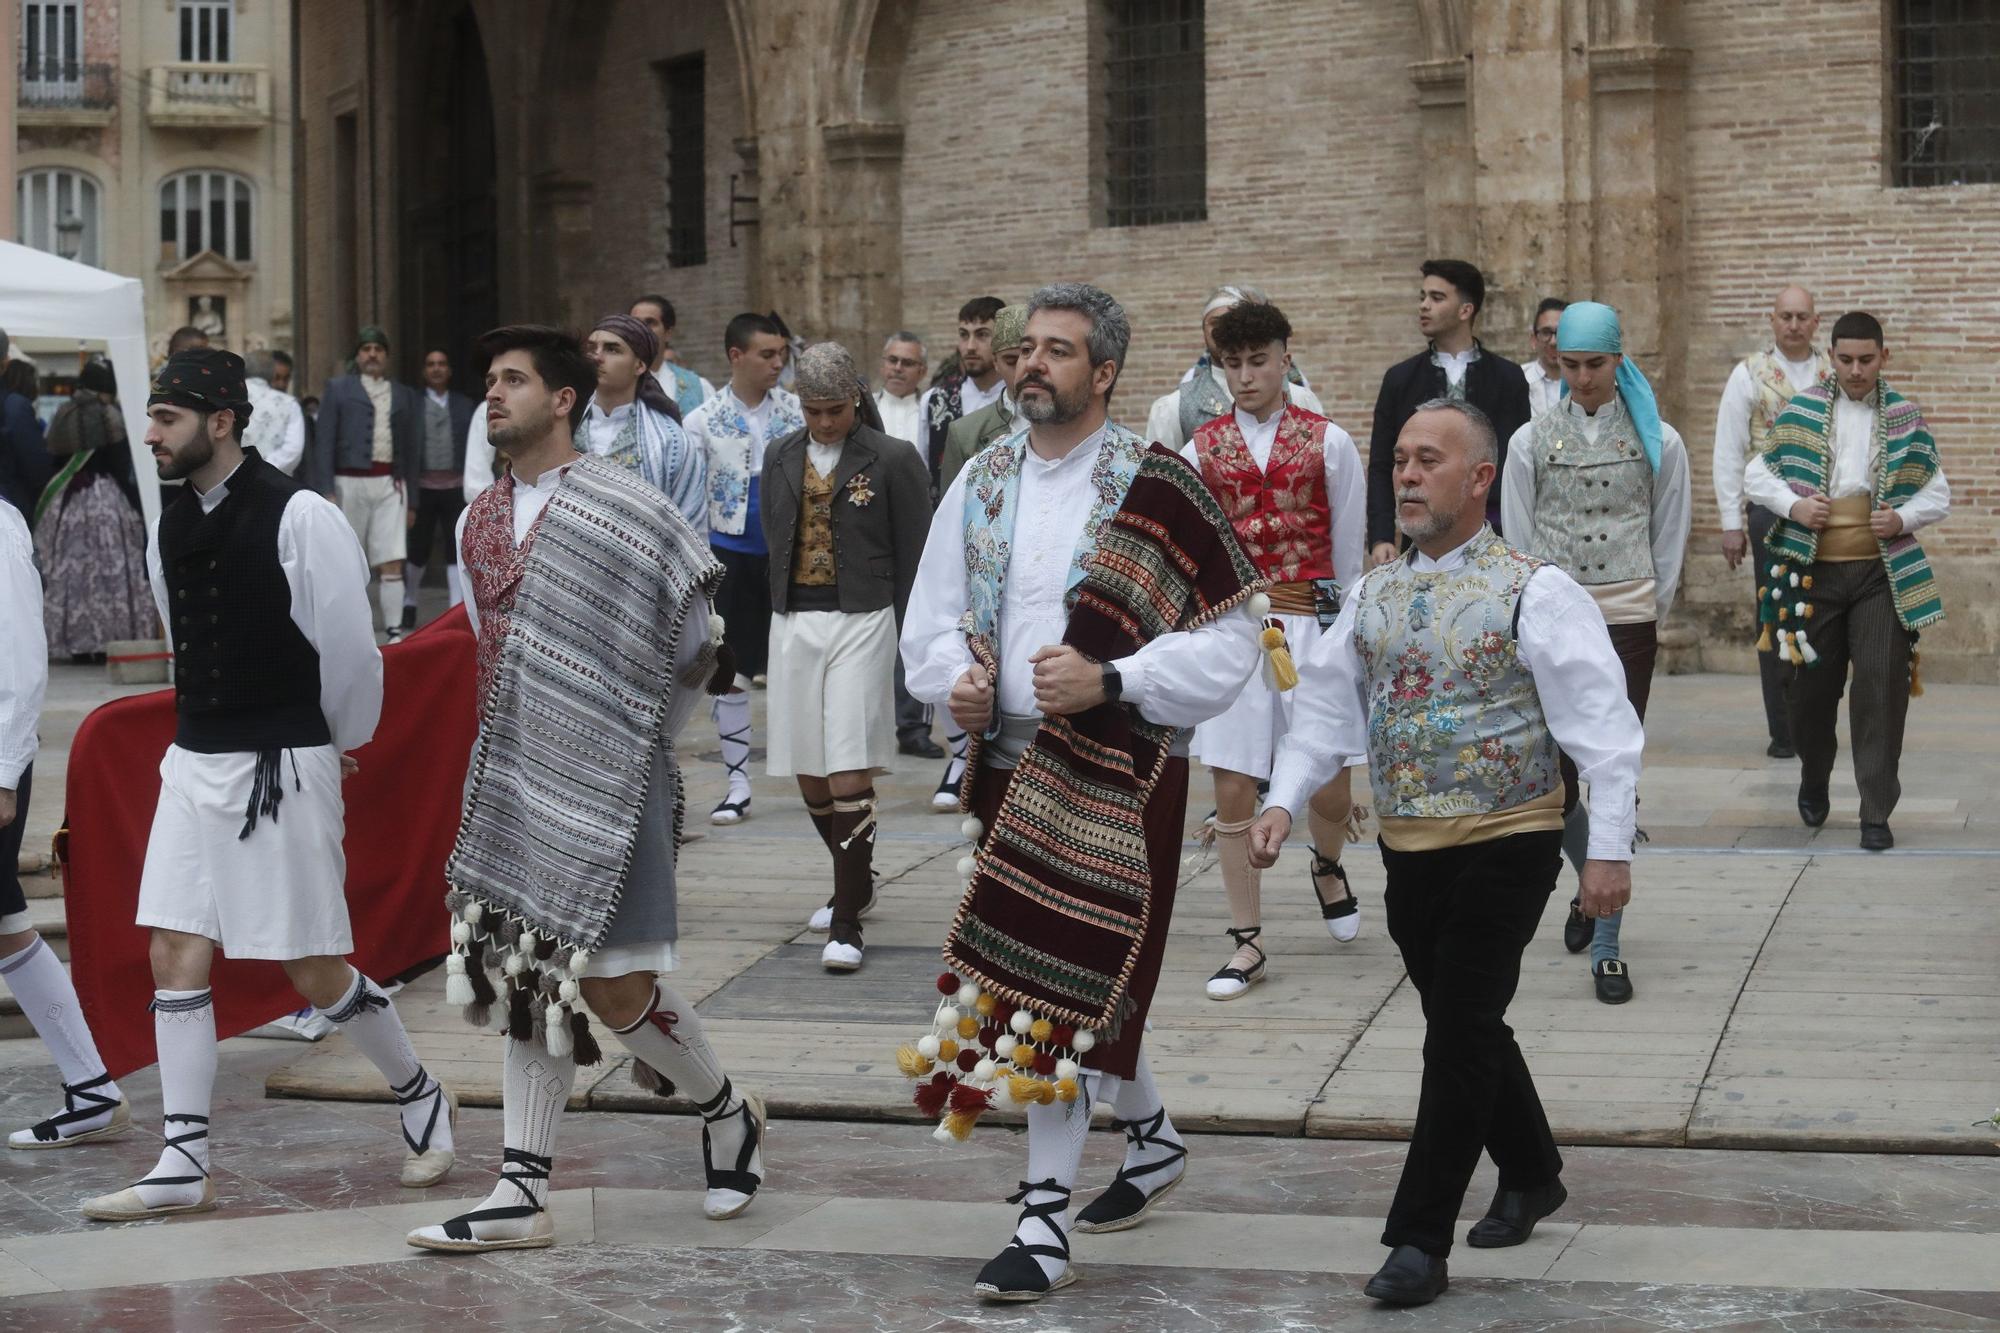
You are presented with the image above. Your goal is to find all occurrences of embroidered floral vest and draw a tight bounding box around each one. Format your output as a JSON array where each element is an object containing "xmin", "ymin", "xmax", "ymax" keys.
[
  {"xmin": 703, "ymin": 388, "xmax": 802, "ymax": 536},
  {"xmin": 1192, "ymin": 405, "xmax": 1334, "ymax": 583},
  {"xmin": 1524, "ymin": 400, "xmax": 1654, "ymax": 586},
  {"xmin": 791, "ymin": 460, "xmax": 838, "ymax": 586},
  {"xmin": 1747, "ymin": 349, "xmax": 1832, "ymax": 456},
  {"xmin": 461, "ymin": 471, "xmax": 551, "ymax": 716},
  {"xmin": 1352, "ymin": 531, "xmax": 1560, "ymax": 818}
]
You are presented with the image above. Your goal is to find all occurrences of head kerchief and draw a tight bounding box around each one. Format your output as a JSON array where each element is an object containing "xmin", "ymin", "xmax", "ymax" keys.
[
  {"xmin": 593, "ymin": 314, "xmax": 679, "ymax": 421},
  {"xmin": 148, "ymin": 348, "xmax": 253, "ymax": 428},
  {"xmin": 354, "ymin": 325, "xmax": 389, "ymax": 353},
  {"xmin": 1555, "ymin": 301, "xmax": 1661, "ymax": 470},
  {"xmin": 991, "ymin": 304, "xmax": 1027, "ymax": 353}
]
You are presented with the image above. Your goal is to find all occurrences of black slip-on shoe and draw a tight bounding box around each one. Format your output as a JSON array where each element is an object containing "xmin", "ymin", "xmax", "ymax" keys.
[
  {"xmin": 1593, "ymin": 959, "xmax": 1634, "ymax": 1005},
  {"xmin": 1766, "ymin": 739, "xmax": 1796, "ymax": 759},
  {"xmin": 1860, "ymin": 823, "xmax": 1894, "ymax": 851},
  {"xmin": 1363, "ymin": 1245, "xmax": 1448, "ymax": 1305},
  {"xmin": 1797, "ymin": 788, "xmax": 1830, "ymax": 828},
  {"xmin": 1562, "ymin": 898, "xmax": 1593, "ymax": 954},
  {"xmin": 1466, "ymin": 1179, "xmax": 1569, "ymax": 1248}
]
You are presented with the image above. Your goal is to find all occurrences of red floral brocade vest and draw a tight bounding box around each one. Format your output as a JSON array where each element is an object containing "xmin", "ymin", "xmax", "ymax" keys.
[
  {"xmin": 461, "ymin": 469, "xmax": 558, "ymax": 716},
  {"xmin": 1191, "ymin": 404, "xmax": 1334, "ymax": 582}
]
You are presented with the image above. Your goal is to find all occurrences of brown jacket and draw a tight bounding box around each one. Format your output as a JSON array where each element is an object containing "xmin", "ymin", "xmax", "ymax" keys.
[{"xmin": 760, "ymin": 421, "xmax": 930, "ymax": 619}]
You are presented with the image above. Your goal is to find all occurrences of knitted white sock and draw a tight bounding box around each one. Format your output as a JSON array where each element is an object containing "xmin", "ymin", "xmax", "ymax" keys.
[
  {"xmin": 1, "ymin": 936, "xmax": 122, "ymax": 1145},
  {"xmin": 1008, "ymin": 1077, "xmax": 1101, "ymax": 1282},
  {"xmin": 1109, "ymin": 1049, "xmax": 1185, "ymax": 1189},
  {"xmin": 134, "ymin": 989, "xmax": 216, "ymax": 1210},
  {"xmin": 318, "ymin": 968, "xmax": 451, "ymax": 1157},
  {"xmin": 378, "ymin": 576, "xmax": 405, "ymax": 633},
  {"xmin": 609, "ymin": 984, "xmax": 761, "ymax": 1217},
  {"xmin": 713, "ymin": 691, "xmax": 753, "ymax": 803},
  {"xmin": 447, "ymin": 1039, "xmax": 572, "ymax": 1242}
]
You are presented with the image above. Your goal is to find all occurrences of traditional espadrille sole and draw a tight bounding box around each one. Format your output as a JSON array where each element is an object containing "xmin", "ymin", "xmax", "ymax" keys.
[
  {"xmin": 9, "ymin": 1102, "xmax": 132, "ymax": 1151},
  {"xmin": 405, "ymin": 1227, "xmax": 555, "ymax": 1253},
  {"xmin": 1071, "ymin": 1165, "xmax": 1185, "ymax": 1234},
  {"xmin": 975, "ymin": 1266, "xmax": 1079, "ymax": 1302},
  {"xmin": 80, "ymin": 1178, "xmax": 216, "ymax": 1222},
  {"xmin": 1204, "ymin": 968, "xmax": 1268, "ymax": 1001},
  {"xmin": 703, "ymin": 1094, "xmax": 767, "ymax": 1221},
  {"xmin": 399, "ymin": 1089, "xmax": 460, "ymax": 1188}
]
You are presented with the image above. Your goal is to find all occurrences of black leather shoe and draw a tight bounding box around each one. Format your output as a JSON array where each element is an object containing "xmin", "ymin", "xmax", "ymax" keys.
[
  {"xmin": 899, "ymin": 736, "xmax": 945, "ymax": 759},
  {"xmin": 1592, "ymin": 959, "xmax": 1634, "ymax": 1005},
  {"xmin": 1363, "ymin": 1245, "xmax": 1448, "ymax": 1305},
  {"xmin": 1797, "ymin": 787, "xmax": 1830, "ymax": 828},
  {"xmin": 1766, "ymin": 739, "xmax": 1796, "ymax": 759},
  {"xmin": 1562, "ymin": 898, "xmax": 1593, "ymax": 954},
  {"xmin": 1466, "ymin": 1179, "xmax": 1568, "ymax": 1248},
  {"xmin": 1860, "ymin": 823, "xmax": 1894, "ymax": 851}
]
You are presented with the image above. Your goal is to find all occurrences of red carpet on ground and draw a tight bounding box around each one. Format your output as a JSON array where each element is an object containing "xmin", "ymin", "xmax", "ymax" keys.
[{"xmin": 61, "ymin": 606, "xmax": 478, "ymax": 1080}]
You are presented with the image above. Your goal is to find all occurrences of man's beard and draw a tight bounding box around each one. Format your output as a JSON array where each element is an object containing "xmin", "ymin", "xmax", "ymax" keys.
[
  {"xmin": 1017, "ymin": 374, "xmax": 1088, "ymax": 426},
  {"xmin": 155, "ymin": 433, "xmax": 215, "ymax": 481},
  {"xmin": 491, "ymin": 404, "xmax": 554, "ymax": 456},
  {"xmin": 1394, "ymin": 483, "xmax": 1469, "ymax": 543}
]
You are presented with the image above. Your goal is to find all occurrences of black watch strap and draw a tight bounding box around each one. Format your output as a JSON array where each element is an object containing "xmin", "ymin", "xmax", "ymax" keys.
[{"xmin": 1101, "ymin": 664, "xmax": 1123, "ymax": 702}]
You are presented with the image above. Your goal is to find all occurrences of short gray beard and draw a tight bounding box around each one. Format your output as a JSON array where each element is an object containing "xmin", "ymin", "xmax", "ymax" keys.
[
  {"xmin": 1394, "ymin": 484, "xmax": 1469, "ymax": 544},
  {"xmin": 1019, "ymin": 378, "xmax": 1088, "ymax": 425}
]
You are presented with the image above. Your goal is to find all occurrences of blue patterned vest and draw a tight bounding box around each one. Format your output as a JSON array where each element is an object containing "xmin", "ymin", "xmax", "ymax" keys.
[{"xmin": 1352, "ymin": 530, "xmax": 1562, "ymax": 833}]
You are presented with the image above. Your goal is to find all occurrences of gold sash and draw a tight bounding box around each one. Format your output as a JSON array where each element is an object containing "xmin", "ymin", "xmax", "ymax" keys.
[
  {"xmin": 1376, "ymin": 787, "xmax": 1566, "ymax": 853},
  {"xmin": 1818, "ymin": 494, "xmax": 1878, "ymax": 562}
]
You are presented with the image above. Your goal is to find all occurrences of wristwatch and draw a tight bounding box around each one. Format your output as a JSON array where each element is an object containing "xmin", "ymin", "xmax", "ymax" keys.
[{"xmin": 1101, "ymin": 664, "xmax": 1123, "ymax": 702}]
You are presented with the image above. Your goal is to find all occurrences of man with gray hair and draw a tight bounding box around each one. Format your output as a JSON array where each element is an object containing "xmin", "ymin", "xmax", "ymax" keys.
[
  {"xmin": 873, "ymin": 331, "xmax": 927, "ymax": 450},
  {"xmin": 901, "ymin": 282, "xmax": 1263, "ymax": 1303},
  {"xmin": 1252, "ymin": 398, "xmax": 1643, "ymax": 1307},
  {"xmin": 243, "ymin": 349, "xmax": 307, "ymax": 476},
  {"xmin": 1144, "ymin": 283, "xmax": 1324, "ymax": 452}
]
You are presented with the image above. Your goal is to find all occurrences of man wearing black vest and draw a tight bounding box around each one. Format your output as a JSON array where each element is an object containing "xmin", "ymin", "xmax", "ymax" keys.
[
  {"xmin": 79, "ymin": 349, "xmax": 456, "ymax": 1223},
  {"xmin": 1366, "ymin": 260, "xmax": 1531, "ymax": 564}
]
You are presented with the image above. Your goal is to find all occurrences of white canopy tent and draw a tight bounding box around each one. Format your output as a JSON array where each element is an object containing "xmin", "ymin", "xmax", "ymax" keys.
[{"xmin": 1, "ymin": 239, "xmax": 161, "ymax": 529}]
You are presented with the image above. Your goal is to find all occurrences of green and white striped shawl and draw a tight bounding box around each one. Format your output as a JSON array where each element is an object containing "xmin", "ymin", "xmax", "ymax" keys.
[{"xmin": 1764, "ymin": 381, "xmax": 1945, "ymax": 632}]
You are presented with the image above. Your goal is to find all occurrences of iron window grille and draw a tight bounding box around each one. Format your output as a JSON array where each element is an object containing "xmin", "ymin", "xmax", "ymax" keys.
[
  {"xmin": 1103, "ymin": 0, "xmax": 1207, "ymax": 227},
  {"xmin": 1892, "ymin": 0, "xmax": 2000, "ymax": 187},
  {"xmin": 662, "ymin": 54, "xmax": 707, "ymax": 268}
]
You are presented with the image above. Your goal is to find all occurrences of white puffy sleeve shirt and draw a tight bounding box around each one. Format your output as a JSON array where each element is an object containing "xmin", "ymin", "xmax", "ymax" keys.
[{"xmin": 0, "ymin": 504, "xmax": 46, "ymax": 788}]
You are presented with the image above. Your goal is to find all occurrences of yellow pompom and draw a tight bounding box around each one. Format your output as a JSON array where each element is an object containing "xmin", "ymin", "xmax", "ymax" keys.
[
  {"xmin": 1259, "ymin": 625, "xmax": 1285, "ymax": 649},
  {"xmin": 1006, "ymin": 1072, "xmax": 1044, "ymax": 1104},
  {"xmin": 1801, "ymin": 575, "xmax": 1813, "ymax": 590},
  {"xmin": 1754, "ymin": 622, "xmax": 1773, "ymax": 653},
  {"xmin": 1029, "ymin": 1018, "xmax": 1054, "ymax": 1043},
  {"xmin": 1055, "ymin": 1077, "xmax": 1080, "ymax": 1102},
  {"xmin": 1777, "ymin": 607, "xmax": 1788, "ymax": 621},
  {"xmin": 942, "ymin": 1108, "xmax": 981, "ymax": 1141},
  {"xmin": 938, "ymin": 1039, "xmax": 959, "ymax": 1061},
  {"xmin": 956, "ymin": 1016, "xmax": 978, "ymax": 1040},
  {"xmin": 895, "ymin": 1045, "xmax": 929, "ymax": 1079},
  {"xmin": 1803, "ymin": 604, "xmax": 1814, "ymax": 618},
  {"xmin": 1011, "ymin": 1044, "xmax": 1036, "ymax": 1068},
  {"xmin": 974, "ymin": 994, "xmax": 996, "ymax": 1016},
  {"xmin": 1910, "ymin": 649, "xmax": 1924, "ymax": 698}
]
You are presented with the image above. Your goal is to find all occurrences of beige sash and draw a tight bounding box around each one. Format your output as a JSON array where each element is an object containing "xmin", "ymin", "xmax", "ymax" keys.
[{"xmin": 1818, "ymin": 495, "xmax": 1878, "ymax": 562}]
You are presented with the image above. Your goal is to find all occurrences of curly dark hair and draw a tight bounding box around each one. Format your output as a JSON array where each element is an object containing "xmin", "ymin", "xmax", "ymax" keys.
[
  {"xmin": 475, "ymin": 324, "xmax": 596, "ymax": 431},
  {"xmin": 1209, "ymin": 301, "xmax": 1294, "ymax": 355}
]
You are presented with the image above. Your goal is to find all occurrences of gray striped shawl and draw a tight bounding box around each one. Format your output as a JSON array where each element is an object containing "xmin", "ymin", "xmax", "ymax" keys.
[{"xmin": 449, "ymin": 453, "xmax": 723, "ymax": 954}]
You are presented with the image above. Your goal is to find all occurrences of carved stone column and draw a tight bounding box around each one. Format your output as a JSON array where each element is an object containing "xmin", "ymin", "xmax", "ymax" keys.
[
  {"xmin": 1409, "ymin": 0, "xmax": 1474, "ymax": 259},
  {"xmin": 820, "ymin": 121, "xmax": 906, "ymax": 359}
]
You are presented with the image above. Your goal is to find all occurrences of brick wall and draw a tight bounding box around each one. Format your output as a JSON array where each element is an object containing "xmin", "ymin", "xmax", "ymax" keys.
[{"xmin": 897, "ymin": 0, "xmax": 1430, "ymax": 441}]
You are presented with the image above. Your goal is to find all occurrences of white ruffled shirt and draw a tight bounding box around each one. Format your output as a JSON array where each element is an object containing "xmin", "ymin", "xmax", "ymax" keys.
[{"xmin": 1742, "ymin": 391, "xmax": 1951, "ymax": 531}]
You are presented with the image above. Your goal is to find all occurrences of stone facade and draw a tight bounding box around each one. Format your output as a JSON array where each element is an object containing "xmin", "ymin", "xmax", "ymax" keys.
[
  {"xmin": 294, "ymin": 0, "xmax": 2000, "ymax": 680},
  {"xmin": 12, "ymin": 0, "xmax": 295, "ymax": 359}
]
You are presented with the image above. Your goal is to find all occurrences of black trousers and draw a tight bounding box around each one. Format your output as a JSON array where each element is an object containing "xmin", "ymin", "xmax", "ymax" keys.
[
  {"xmin": 1, "ymin": 764, "xmax": 30, "ymax": 921},
  {"xmin": 712, "ymin": 545, "xmax": 772, "ymax": 679},
  {"xmin": 1747, "ymin": 508, "xmax": 1792, "ymax": 745},
  {"xmin": 1786, "ymin": 558, "xmax": 1911, "ymax": 825},
  {"xmin": 894, "ymin": 656, "xmax": 932, "ymax": 744},
  {"xmin": 408, "ymin": 485, "xmax": 465, "ymax": 567},
  {"xmin": 1380, "ymin": 828, "xmax": 1566, "ymax": 1256}
]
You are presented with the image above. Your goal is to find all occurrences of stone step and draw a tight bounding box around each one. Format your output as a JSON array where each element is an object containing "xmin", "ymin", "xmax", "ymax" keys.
[{"xmin": 0, "ymin": 899, "xmax": 74, "ymax": 1037}]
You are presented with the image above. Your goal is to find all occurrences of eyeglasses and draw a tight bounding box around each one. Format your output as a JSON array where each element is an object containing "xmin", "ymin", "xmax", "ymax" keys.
[
  {"xmin": 883, "ymin": 356, "xmax": 925, "ymax": 370},
  {"xmin": 1532, "ymin": 327, "xmax": 1560, "ymax": 339}
]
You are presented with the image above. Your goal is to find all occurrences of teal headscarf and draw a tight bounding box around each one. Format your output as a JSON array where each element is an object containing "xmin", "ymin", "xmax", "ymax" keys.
[{"xmin": 1555, "ymin": 301, "xmax": 1661, "ymax": 471}]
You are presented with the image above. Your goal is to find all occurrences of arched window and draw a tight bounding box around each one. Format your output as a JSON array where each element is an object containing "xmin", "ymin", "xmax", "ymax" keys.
[
  {"xmin": 159, "ymin": 169, "xmax": 254, "ymax": 263},
  {"xmin": 16, "ymin": 167, "xmax": 103, "ymax": 266}
]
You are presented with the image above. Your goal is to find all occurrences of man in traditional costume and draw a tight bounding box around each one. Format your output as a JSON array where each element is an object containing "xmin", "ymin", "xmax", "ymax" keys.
[
  {"xmin": 1712, "ymin": 286, "xmax": 1831, "ymax": 759},
  {"xmin": 409, "ymin": 325, "xmax": 763, "ymax": 1253},
  {"xmin": 307, "ymin": 327, "xmax": 419, "ymax": 640},
  {"xmin": 874, "ymin": 331, "xmax": 928, "ymax": 450},
  {"xmin": 81, "ymin": 349, "xmax": 455, "ymax": 1221},
  {"xmin": 1253, "ymin": 398, "xmax": 1643, "ymax": 1307},
  {"xmin": 1501, "ymin": 301, "xmax": 1689, "ymax": 1005},
  {"xmin": 919, "ymin": 296, "xmax": 1006, "ymax": 491},
  {"xmin": 900, "ymin": 283, "xmax": 1262, "ymax": 1302},
  {"xmin": 1144, "ymin": 283, "xmax": 1325, "ymax": 454},
  {"xmin": 402, "ymin": 348, "xmax": 478, "ymax": 622},
  {"xmin": 582, "ymin": 315, "xmax": 704, "ymax": 531},
  {"xmin": 1367, "ymin": 260, "xmax": 1532, "ymax": 562},
  {"xmin": 1521, "ymin": 298, "xmax": 1567, "ymax": 418},
  {"xmin": 1744, "ymin": 311, "xmax": 1948, "ymax": 852},
  {"xmin": 1181, "ymin": 300, "xmax": 1366, "ymax": 1003},
  {"xmin": 3, "ymin": 496, "xmax": 129, "ymax": 1151},
  {"xmin": 682, "ymin": 314, "xmax": 802, "ymax": 824},
  {"xmin": 760, "ymin": 344, "xmax": 930, "ymax": 970},
  {"xmin": 631, "ymin": 294, "xmax": 715, "ymax": 413},
  {"xmin": 243, "ymin": 349, "xmax": 307, "ymax": 477}
]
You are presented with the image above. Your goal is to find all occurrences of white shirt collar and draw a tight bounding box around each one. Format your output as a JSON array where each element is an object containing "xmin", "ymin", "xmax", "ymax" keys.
[
  {"xmin": 1026, "ymin": 422, "xmax": 1108, "ymax": 473},
  {"xmin": 193, "ymin": 458, "xmax": 249, "ymax": 513},
  {"xmin": 1409, "ymin": 529, "xmax": 1488, "ymax": 572},
  {"xmin": 426, "ymin": 387, "xmax": 450, "ymax": 406},
  {"xmin": 584, "ymin": 398, "xmax": 634, "ymax": 424}
]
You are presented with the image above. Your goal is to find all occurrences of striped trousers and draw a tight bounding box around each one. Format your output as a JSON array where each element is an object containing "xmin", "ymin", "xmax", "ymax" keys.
[{"xmin": 1786, "ymin": 558, "xmax": 1911, "ymax": 826}]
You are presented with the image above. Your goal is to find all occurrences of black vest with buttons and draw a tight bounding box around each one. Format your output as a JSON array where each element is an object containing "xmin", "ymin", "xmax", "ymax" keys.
[{"xmin": 157, "ymin": 449, "xmax": 330, "ymax": 753}]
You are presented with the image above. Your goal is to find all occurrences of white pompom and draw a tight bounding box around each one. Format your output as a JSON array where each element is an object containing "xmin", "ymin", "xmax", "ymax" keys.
[
  {"xmin": 445, "ymin": 952, "xmax": 466, "ymax": 976},
  {"xmin": 450, "ymin": 921, "xmax": 472, "ymax": 946},
  {"xmin": 973, "ymin": 1058, "xmax": 998, "ymax": 1081},
  {"xmin": 960, "ymin": 816, "xmax": 983, "ymax": 840},
  {"xmin": 917, "ymin": 1035, "xmax": 942, "ymax": 1060},
  {"xmin": 1248, "ymin": 591, "xmax": 1271, "ymax": 620},
  {"xmin": 995, "ymin": 1034, "xmax": 1019, "ymax": 1058},
  {"xmin": 1072, "ymin": 1030, "xmax": 1097, "ymax": 1053},
  {"xmin": 1789, "ymin": 572, "xmax": 1800, "ymax": 587},
  {"xmin": 956, "ymin": 856, "xmax": 978, "ymax": 879},
  {"xmin": 558, "ymin": 979, "xmax": 580, "ymax": 1005},
  {"xmin": 956, "ymin": 983, "xmax": 980, "ymax": 1008},
  {"xmin": 1008, "ymin": 1010, "xmax": 1033, "ymax": 1035},
  {"xmin": 521, "ymin": 930, "xmax": 539, "ymax": 954},
  {"xmin": 544, "ymin": 1005, "xmax": 573, "ymax": 1058},
  {"xmin": 1769, "ymin": 563, "xmax": 1783, "ymax": 579},
  {"xmin": 569, "ymin": 949, "xmax": 591, "ymax": 976},
  {"xmin": 1055, "ymin": 1058, "xmax": 1080, "ymax": 1081},
  {"xmin": 444, "ymin": 971, "xmax": 475, "ymax": 1006},
  {"xmin": 502, "ymin": 951, "xmax": 526, "ymax": 977},
  {"xmin": 937, "ymin": 1005, "xmax": 960, "ymax": 1029},
  {"xmin": 464, "ymin": 902, "xmax": 484, "ymax": 925}
]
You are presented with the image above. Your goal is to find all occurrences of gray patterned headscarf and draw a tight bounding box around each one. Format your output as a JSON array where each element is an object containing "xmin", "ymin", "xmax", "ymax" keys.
[{"xmin": 795, "ymin": 341, "xmax": 883, "ymax": 433}]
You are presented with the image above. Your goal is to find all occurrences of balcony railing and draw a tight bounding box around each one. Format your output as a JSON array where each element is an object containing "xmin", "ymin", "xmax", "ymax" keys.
[
  {"xmin": 145, "ymin": 63, "xmax": 269, "ymax": 129},
  {"xmin": 16, "ymin": 60, "xmax": 117, "ymax": 121}
]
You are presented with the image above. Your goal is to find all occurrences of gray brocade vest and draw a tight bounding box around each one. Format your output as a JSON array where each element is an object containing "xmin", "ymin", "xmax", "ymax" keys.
[
  {"xmin": 1353, "ymin": 532, "xmax": 1562, "ymax": 817},
  {"xmin": 1523, "ymin": 399, "xmax": 1654, "ymax": 585}
]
